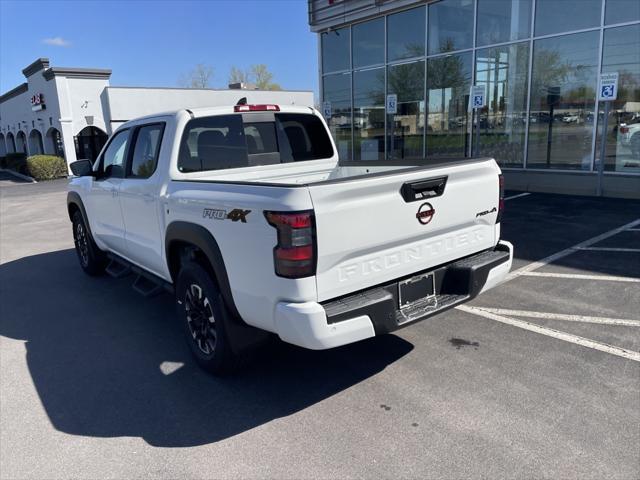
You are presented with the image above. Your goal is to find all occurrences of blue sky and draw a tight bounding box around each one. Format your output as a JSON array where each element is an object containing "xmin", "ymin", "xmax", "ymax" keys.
[{"xmin": 0, "ymin": 0, "xmax": 318, "ymax": 95}]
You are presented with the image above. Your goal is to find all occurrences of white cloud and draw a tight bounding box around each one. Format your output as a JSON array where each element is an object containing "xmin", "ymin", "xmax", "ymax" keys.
[{"xmin": 42, "ymin": 37, "xmax": 71, "ymax": 47}]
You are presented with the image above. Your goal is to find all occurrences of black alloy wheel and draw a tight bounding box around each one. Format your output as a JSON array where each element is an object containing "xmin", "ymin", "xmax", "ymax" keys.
[
  {"xmin": 184, "ymin": 283, "xmax": 217, "ymax": 355},
  {"xmin": 176, "ymin": 261, "xmax": 241, "ymax": 375},
  {"xmin": 72, "ymin": 211, "xmax": 106, "ymax": 275}
]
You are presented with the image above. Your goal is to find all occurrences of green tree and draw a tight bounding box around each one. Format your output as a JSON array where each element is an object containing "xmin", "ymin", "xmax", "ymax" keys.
[
  {"xmin": 250, "ymin": 64, "xmax": 281, "ymax": 90},
  {"xmin": 530, "ymin": 50, "xmax": 572, "ymax": 107},
  {"xmin": 227, "ymin": 64, "xmax": 282, "ymax": 90}
]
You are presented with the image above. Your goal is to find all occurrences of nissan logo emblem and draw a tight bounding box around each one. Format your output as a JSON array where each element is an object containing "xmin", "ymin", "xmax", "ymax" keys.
[{"xmin": 416, "ymin": 202, "xmax": 435, "ymax": 225}]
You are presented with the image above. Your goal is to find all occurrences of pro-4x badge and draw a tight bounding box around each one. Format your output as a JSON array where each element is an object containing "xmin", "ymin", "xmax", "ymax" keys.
[{"xmin": 203, "ymin": 208, "xmax": 251, "ymax": 223}]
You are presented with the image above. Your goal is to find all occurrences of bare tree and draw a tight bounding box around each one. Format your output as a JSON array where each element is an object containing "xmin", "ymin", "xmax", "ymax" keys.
[
  {"xmin": 178, "ymin": 64, "xmax": 214, "ymax": 88},
  {"xmin": 229, "ymin": 66, "xmax": 250, "ymax": 85}
]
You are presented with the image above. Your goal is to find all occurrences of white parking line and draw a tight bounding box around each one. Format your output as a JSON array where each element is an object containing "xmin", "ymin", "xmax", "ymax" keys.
[
  {"xmin": 504, "ymin": 192, "xmax": 531, "ymax": 201},
  {"xmin": 519, "ymin": 271, "xmax": 640, "ymax": 283},
  {"xmin": 574, "ymin": 246, "xmax": 640, "ymax": 253},
  {"xmin": 457, "ymin": 305, "xmax": 640, "ymax": 362},
  {"xmin": 475, "ymin": 308, "xmax": 640, "ymax": 327},
  {"xmin": 505, "ymin": 218, "xmax": 640, "ymax": 282},
  {"xmin": 627, "ymin": 228, "xmax": 640, "ymax": 232}
]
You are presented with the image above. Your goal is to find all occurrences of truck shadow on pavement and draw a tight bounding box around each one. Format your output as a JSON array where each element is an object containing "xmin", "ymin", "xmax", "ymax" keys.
[{"xmin": 0, "ymin": 249, "xmax": 412, "ymax": 447}]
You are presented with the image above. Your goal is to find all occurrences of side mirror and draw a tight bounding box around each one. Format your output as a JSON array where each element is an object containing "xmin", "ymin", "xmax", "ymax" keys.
[{"xmin": 70, "ymin": 159, "xmax": 94, "ymax": 177}]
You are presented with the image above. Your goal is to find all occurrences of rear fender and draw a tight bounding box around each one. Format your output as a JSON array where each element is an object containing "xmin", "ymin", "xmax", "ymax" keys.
[{"xmin": 165, "ymin": 221, "xmax": 269, "ymax": 353}]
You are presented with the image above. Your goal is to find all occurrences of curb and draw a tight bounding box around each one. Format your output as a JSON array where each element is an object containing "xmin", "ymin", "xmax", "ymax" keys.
[{"xmin": 0, "ymin": 169, "xmax": 37, "ymax": 183}]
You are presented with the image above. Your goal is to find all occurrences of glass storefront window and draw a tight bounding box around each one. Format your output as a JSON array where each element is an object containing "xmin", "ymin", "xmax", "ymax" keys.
[
  {"xmin": 428, "ymin": 0, "xmax": 474, "ymax": 55},
  {"xmin": 352, "ymin": 18, "xmax": 384, "ymax": 68},
  {"xmin": 387, "ymin": 61, "xmax": 425, "ymax": 160},
  {"xmin": 527, "ymin": 31, "xmax": 600, "ymax": 170},
  {"xmin": 606, "ymin": 0, "xmax": 640, "ymax": 24},
  {"xmin": 535, "ymin": 0, "xmax": 602, "ymax": 37},
  {"xmin": 475, "ymin": 42, "xmax": 530, "ymax": 167},
  {"xmin": 426, "ymin": 52, "xmax": 472, "ymax": 157},
  {"xmin": 323, "ymin": 73, "xmax": 352, "ymax": 160},
  {"xmin": 353, "ymin": 68, "xmax": 385, "ymax": 161},
  {"xmin": 387, "ymin": 7, "xmax": 425, "ymax": 61},
  {"xmin": 321, "ymin": 27, "xmax": 350, "ymax": 73},
  {"xmin": 597, "ymin": 24, "xmax": 640, "ymax": 172},
  {"xmin": 476, "ymin": 0, "xmax": 532, "ymax": 46}
]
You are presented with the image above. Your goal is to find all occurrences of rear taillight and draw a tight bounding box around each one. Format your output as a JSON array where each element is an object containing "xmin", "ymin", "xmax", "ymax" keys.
[
  {"xmin": 234, "ymin": 104, "xmax": 280, "ymax": 112},
  {"xmin": 265, "ymin": 210, "xmax": 316, "ymax": 278},
  {"xmin": 619, "ymin": 125, "xmax": 629, "ymax": 134},
  {"xmin": 496, "ymin": 174, "xmax": 505, "ymax": 223}
]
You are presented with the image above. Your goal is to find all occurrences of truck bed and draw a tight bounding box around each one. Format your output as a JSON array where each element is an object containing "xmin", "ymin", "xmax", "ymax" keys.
[{"xmin": 174, "ymin": 157, "xmax": 492, "ymax": 187}]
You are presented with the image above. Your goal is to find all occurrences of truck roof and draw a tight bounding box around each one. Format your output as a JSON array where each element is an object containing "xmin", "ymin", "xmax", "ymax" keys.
[{"xmin": 118, "ymin": 104, "xmax": 318, "ymax": 128}]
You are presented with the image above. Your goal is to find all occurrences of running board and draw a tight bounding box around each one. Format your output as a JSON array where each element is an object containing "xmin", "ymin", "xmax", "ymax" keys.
[
  {"xmin": 106, "ymin": 253, "xmax": 174, "ymax": 296},
  {"xmin": 132, "ymin": 274, "xmax": 163, "ymax": 298},
  {"xmin": 106, "ymin": 258, "xmax": 132, "ymax": 278}
]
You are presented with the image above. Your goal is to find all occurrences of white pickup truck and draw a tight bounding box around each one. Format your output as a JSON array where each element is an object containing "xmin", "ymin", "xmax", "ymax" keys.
[{"xmin": 68, "ymin": 103, "xmax": 513, "ymax": 374}]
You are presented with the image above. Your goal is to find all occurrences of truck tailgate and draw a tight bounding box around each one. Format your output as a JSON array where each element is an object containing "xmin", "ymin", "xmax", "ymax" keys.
[{"xmin": 308, "ymin": 159, "xmax": 500, "ymax": 302}]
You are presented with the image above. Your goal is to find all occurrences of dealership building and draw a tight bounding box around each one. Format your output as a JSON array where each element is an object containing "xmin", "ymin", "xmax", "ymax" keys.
[
  {"xmin": 309, "ymin": 0, "xmax": 640, "ymax": 198},
  {"xmin": 0, "ymin": 58, "xmax": 313, "ymax": 168}
]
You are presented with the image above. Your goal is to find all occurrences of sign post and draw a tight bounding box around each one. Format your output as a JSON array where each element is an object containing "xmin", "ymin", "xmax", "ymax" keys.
[
  {"xmin": 597, "ymin": 72, "xmax": 618, "ymax": 196},
  {"xmin": 386, "ymin": 94, "xmax": 398, "ymax": 158},
  {"xmin": 469, "ymin": 85, "xmax": 485, "ymax": 157},
  {"xmin": 545, "ymin": 86, "xmax": 561, "ymax": 167}
]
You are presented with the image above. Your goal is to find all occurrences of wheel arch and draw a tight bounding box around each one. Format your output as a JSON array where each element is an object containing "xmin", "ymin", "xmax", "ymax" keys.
[
  {"xmin": 67, "ymin": 192, "xmax": 94, "ymax": 238},
  {"xmin": 165, "ymin": 221, "xmax": 270, "ymax": 353},
  {"xmin": 165, "ymin": 221, "xmax": 240, "ymax": 319}
]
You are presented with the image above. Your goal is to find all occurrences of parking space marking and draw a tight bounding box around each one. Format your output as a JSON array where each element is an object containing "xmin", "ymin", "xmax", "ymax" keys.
[
  {"xmin": 506, "ymin": 218, "xmax": 640, "ymax": 282},
  {"xmin": 475, "ymin": 308, "xmax": 640, "ymax": 327},
  {"xmin": 627, "ymin": 228, "xmax": 640, "ymax": 232},
  {"xmin": 519, "ymin": 271, "xmax": 640, "ymax": 283},
  {"xmin": 504, "ymin": 192, "xmax": 531, "ymax": 201},
  {"xmin": 574, "ymin": 246, "xmax": 640, "ymax": 253},
  {"xmin": 457, "ymin": 305, "xmax": 640, "ymax": 362}
]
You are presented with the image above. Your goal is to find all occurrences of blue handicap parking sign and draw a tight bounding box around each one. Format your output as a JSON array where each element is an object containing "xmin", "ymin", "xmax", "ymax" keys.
[
  {"xmin": 473, "ymin": 96, "xmax": 483, "ymax": 107},
  {"xmin": 601, "ymin": 85, "xmax": 614, "ymax": 99},
  {"xmin": 598, "ymin": 73, "xmax": 618, "ymax": 101}
]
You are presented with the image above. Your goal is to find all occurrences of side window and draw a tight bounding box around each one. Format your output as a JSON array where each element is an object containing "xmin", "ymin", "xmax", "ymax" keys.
[
  {"xmin": 129, "ymin": 124, "xmax": 164, "ymax": 178},
  {"xmin": 178, "ymin": 115, "xmax": 248, "ymax": 172},
  {"xmin": 99, "ymin": 129, "xmax": 129, "ymax": 178}
]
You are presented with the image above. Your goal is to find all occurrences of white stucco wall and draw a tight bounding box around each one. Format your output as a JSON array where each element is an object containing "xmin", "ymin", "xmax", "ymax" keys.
[
  {"xmin": 0, "ymin": 71, "xmax": 63, "ymax": 158},
  {"xmin": 1, "ymin": 59, "xmax": 313, "ymax": 172},
  {"xmin": 104, "ymin": 87, "xmax": 315, "ymax": 132}
]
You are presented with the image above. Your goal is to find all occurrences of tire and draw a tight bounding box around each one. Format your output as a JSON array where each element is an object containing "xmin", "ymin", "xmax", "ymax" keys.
[
  {"xmin": 175, "ymin": 261, "xmax": 241, "ymax": 375},
  {"xmin": 72, "ymin": 210, "xmax": 107, "ymax": 276}
]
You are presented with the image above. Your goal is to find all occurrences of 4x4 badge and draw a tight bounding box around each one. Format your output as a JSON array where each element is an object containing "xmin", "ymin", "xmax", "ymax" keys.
[{"xmin": 203, "ymin": 208, "xmax": 251, "ymax": 223}]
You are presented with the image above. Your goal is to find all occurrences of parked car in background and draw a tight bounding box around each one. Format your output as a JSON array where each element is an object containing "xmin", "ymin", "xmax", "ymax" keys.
[{"xmin": 619, "ymin": 121, "xmax": 640, "ymax": 158}]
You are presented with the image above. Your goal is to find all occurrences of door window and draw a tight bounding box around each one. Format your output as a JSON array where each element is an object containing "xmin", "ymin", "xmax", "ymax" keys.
[
  {"xmin": 99, "ymin": 129, "xmax": 129, "ymax": 178},
  {"xmin": 129, "ymin": 124, "xmax": 164, "ymax": 178}
]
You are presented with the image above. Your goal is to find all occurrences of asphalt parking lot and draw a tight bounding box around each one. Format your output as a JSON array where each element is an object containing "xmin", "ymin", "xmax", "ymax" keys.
[{"xmin": 1, "ymin": 179, "xmax": 639, "ymax": 479}]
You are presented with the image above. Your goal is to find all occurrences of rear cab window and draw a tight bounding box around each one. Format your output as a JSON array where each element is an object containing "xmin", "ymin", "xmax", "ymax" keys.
[{"xmin": 178, "ymin": 112, "xmax": 334, "ymax": 172}]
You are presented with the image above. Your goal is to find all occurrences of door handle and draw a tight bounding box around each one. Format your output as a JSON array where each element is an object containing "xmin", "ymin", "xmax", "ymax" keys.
[
  {"xmin": 111, "ymin": 189, "xmax": 118, "ymax": 198},
  {"xmin": 142, "ymin": 193, "xmax": 155, "ymax": 202},
  {"xmin": 400, "ymin": 176, "xmax": 447, "ymax": 202}
]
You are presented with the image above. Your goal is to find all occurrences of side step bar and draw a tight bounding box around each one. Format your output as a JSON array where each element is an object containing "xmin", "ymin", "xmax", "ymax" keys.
[
  {"xmin": 106, "ymin": 258, "xmax": 131, "ymax": 278},
  {"xmin": 106, "ymin": 253, "xmax": 173, "ymax": 297}
]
